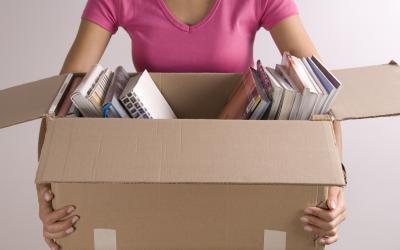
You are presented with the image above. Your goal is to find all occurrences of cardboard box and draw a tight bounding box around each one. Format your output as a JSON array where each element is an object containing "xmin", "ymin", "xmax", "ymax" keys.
[{"xmin": 1, "ymin": 62, "xmax": 399, "ymax": 250}]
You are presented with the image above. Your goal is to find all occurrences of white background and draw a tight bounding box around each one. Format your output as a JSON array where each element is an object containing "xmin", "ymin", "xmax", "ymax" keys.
[{"xmin": 0, "ymin": 1, "xmax": 399, "ymax": 249}]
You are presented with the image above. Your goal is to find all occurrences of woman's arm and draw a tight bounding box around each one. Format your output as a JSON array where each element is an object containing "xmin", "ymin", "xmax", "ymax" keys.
[
  {"xmin": 270, "ymin": 15, "xmax": 319, "ymax": 59},
  {"xmin": 269, "ymin": 15, "xmax": 346, "ymax": 246},
  {"xmin": 38, "ymin": 19, "xmax": 112, "ymax": 250},
  {"xmin": 60, "ymin": 20, "xmax": 112, "ymax": 74}
]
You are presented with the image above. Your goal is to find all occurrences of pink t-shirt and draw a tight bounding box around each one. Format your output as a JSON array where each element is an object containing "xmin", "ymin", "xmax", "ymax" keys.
[{"xmin": 82, "ymin": 0, "xmax": 298, "ymax": 73}]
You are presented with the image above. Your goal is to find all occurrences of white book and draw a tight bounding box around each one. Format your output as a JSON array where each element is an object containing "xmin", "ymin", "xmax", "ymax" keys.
[
  {"xmin": 310, "ymin": 57, "xmax": 343, "ymax": 114},
  {"xmin": 280, "ymin": 55, "xmax": 312, "ymax": 120},
  {"xmin": 275, "ymin": 65, "xmax": 302, "ymax": 120},
  {"xmin": 265, "ymin": 67, "xmax": 295, "ymax": 120},
  {"xmin": 291, "ymin": 57, "xmax": 319, "ymax": 120},
  {"xmin": 120, "ymin": 70, "xmax": 176, "ymax": 119},
  {"xmin": 71, "ymin": 64, "xmax": 113, "ymax": 117},
  {"xmin": 302, "ymin": 58, "xmax": 329, "ymax": 115},
  {"xmin": 306, "ymin": 58, "xmax": 340, "ymax": 114},
  {"xmin": 48, "ymin": 73, "xmax": 73, "ymax": 116}
]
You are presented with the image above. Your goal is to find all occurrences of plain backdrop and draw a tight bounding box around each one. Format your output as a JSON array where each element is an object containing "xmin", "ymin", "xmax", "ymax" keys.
[{"xmin": 0, "ymin": 1, "xmax": 400, "ymax": 249}]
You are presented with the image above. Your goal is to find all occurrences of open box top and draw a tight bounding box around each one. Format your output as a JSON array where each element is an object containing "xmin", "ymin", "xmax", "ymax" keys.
[
  {"xmin": 1, "ymin": 62, "xmax": 400, "ymax": 187},
  {"xmin": 1, "ymin": 62, "xmax": 399, "ymax": 129}
]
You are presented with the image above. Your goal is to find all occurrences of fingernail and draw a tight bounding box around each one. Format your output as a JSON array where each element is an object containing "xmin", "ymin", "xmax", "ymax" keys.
[
  {"xmin": 300, "ymin": 216, "xmax": 308, "ymax": 223},
  {"xmin": 65, "ymin": 227, "xmax": 74, "ymax": 234},
  {"xmin": 330, "ymin": 200, "xmax": 337, "ymax": 210},
  {"xmin": 304, "ymin": 208, "xmax": 312, "ymax": 214},
  {"xmin": 72, "ymin": 216, "xmax": 79, "ymax": 224},
  {"xmin": 304, "ymin": 225, "xmax": 313, "ymax": 232},
  {"xmin": 67, "ymin": 206, "xmax": 75, "ymax": 214},
  {"xmin": 44, "ymin": 191, "xmax": 52, "ymax": 201}
]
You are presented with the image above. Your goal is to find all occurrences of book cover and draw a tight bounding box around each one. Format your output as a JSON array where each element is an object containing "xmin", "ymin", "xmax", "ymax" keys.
[{"xmin": 219, "ymin": 68, "xmax": 271, "ymax": 120}]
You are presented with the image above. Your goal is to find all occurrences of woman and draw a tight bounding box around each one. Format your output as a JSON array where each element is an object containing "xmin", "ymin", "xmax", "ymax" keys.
[{"xmin": 37, "ymin": 0, "xmax": 346, "ymax": 249}]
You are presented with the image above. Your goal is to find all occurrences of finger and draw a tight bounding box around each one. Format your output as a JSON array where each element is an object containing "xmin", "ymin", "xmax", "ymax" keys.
[
  {"xmin": 304, "ymin": 205, "xmax": 345, "ymax": 222},
  {"xmin": 45, "ymin": 237, "xmax": 60, "ymax": 250},
  {"xmin": 38, "ymin": 185, "xmax": 54, "ymax": 221},
  {"xmin": 319, "ymin": 234, "xmax": 339, "ymax": 245},
  {"xmin": 45, "ymin": 206, "xmax": 75, "ymax": 225},
  {"xmin": 37, "ymin": 184, "xmax": 53, "ymax": 203},
  {"xmin": 327, "ymin": 186, "xmax": 341, "ymax": 210},
  {"xmin": 303, "ymin": 223, "xmax": 337, "ymax": 237},
  {"xmin": 301, "ymin": 213, "xmax": 346, "ymax": 231},
  {"xmin": 45, "ymin": 215, "xmax": 80, "ymax": 234},
  {"xmin": 44, "ymin": 226, "xmax": 75, "ymax": 240}
]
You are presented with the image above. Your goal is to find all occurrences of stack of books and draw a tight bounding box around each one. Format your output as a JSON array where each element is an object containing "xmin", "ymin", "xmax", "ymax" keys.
[
  {"xmin": 53, "ymin": 52, "xmax": 341, "ymax": 121},
  {"xmin": 55, "ymin": 65, "xmax": 176, "ymax": 119},
  {"xmin": 220, "ymin": 52, "xmax": 342, "ymax": 120}
]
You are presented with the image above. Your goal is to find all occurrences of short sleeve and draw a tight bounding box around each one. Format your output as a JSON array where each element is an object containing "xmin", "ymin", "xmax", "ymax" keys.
[
  {"xmin": 260, "ymin": 0, "xmax": 299, "ymax": 30},
  {"xmin": 82, "ymin": 0, "xmax": 120, "ymax": 34}
]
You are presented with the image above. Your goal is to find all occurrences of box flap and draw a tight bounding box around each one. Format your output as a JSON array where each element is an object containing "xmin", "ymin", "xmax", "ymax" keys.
[
  {"xmin": 36, "ymin": 118, "xmax": 344, "ymax": 186},
  {"xmin": 331, "ymin": 63, "xmax": 400, "ymax": 120},
  {"xmin": 149, "ymin": 73, "xmax": 241, "ymax": 119},
  {"xmin": 0, "ymin": 74, "xmax": 69, "ymax": 129}
]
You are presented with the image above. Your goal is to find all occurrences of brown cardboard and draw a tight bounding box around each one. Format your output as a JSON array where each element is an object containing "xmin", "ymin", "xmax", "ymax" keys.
[
  {"xmin": 0, "ymin": 74, "xmax": 69, "ymax": 129},
  {"xmin": 151, "ymin": 73, "xmax": 241, "ymax": 119},
  {"xmin": 332, "ymin": 63, "xmax": 400, "ymax": 120},
  {"xmin": 36, "ymin": 118, "xmax": 343, "ymax": 186},
  {"xmin": 52, "ymin": 183, "xmax": 327, "ymax": 250},
  {"xmin": 1, "ymin": 62, "xmax": 400, "ymax": 250}
]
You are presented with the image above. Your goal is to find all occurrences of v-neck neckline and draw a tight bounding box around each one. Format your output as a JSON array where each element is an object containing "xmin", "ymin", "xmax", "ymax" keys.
[{"xmin": 157, "ymin": 0, "xmax": 221, "ymax": 32}]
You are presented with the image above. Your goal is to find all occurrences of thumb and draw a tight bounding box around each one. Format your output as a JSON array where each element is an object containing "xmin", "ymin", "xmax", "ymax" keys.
[
  {"xmin": 37, "ymin": 184, "xmax": 53, "ymax": 203},
  {"xmin": 327, "ymin": 187, "xmax": 340, "ymax": 210}
]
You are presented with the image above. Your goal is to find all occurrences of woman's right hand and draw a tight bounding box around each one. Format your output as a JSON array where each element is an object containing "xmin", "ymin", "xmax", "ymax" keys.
[{"xmin": 37, "ymin": 184, "xmax": 80, "ymax": 250}]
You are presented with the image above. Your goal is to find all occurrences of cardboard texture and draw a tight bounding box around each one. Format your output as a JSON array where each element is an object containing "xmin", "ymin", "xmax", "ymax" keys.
[
  {"xmin": 37, "ymin": 118, "xmax": 343, "ymax": 185},
  {"xmin": 0, "ymin": 74, "xmax": 68, "ymax": 128},
  {"xmin": 332, "ymin": 63, "xmax": 400, "ymax": 120},
  {"xmin": 52, "ymin": 183, "xmax": 327, "ymax": 250},
  {"xmin": 1, "ymin": 62, "xmax": 400, "ymax": 250}
]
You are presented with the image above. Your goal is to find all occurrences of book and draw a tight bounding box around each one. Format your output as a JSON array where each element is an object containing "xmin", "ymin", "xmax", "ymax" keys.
[
  {"xmin": 257, "ymin": 60, "xmax": 283, "ymax": 120},
  {"xmin": 102, "ymin": 66, "xmax": 130, "ymax": 118},
  {"xmin": 275, "ymin": 64, "xmax": 302, "ymax": 120},
  {"xmin": 249, "ymin": 68, "xmax": 272, "ymax": 120},
  {"xmin": 281, "ymin": 52, "xmax": 319, "ymax": 120},
  {"xmin": 71, "ymin": 65, "xmax": 113, "ymax": 117},
  {"xmin": 119, "ymin": 70, "xmax": 176, "ymax": 119},
  {"xmin": 265, "ymin": 67, "xmax": 297, "ymax": 120},
  {"xmin": 219, "ymin": 68, "xmax": 271, "ymax": 120},
  {"xmin": 301, "ymin": 58, "xmax": 329, "ymax": 115},
  {"xmin": 57, "ymin": 76, "xmax": 83, "ymax": 117},
  {"xmin": 310, "ymin": 56, "xmax": 343, "ymax": 113},
  {"xmin": 48, "ymin": 73, "xmax": 74, "ymax": 116}
]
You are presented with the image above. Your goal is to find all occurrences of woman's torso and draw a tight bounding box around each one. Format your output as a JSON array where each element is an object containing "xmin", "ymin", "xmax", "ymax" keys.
[{"xmin": 82, "ymin": 0, "xmax": 298, "ymax": 72}]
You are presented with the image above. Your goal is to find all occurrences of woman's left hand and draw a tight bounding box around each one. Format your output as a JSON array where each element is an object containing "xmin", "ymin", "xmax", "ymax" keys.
[{"xmin": 301, "ymin": 186, "xmax": 346, "ymax": 246}]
